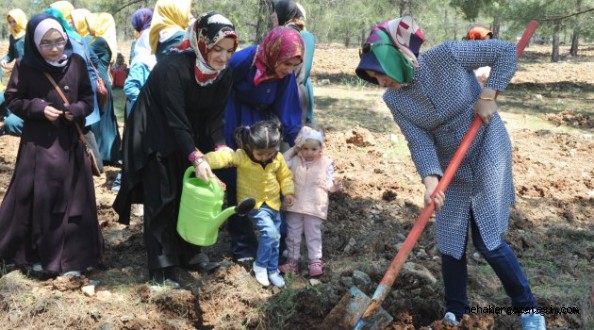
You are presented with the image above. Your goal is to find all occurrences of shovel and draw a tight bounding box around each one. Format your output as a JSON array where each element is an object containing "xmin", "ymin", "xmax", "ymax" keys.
[{"xmin": 322, "ymin": 20, "xmax": 539, "ymax": 330}]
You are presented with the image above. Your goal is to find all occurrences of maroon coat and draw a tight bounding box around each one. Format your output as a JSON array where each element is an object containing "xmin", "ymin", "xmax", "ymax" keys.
[{"xmin": 0, "ymin": 54, "xmax": 103, "ymax": 274}]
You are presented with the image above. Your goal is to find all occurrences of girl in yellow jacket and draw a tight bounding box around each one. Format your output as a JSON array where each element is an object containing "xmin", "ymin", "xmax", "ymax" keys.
[{"xmin": 204, "ymin": 119, "xmax": 295, "ymax": 288}]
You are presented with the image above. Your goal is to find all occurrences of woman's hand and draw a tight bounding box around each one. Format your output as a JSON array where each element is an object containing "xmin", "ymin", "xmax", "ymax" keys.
[
  {"xmin": 194, "ymin": 160, "xmax": 215, "ymax": 182},
  {"xmin": 475, "ymin": 87, "xmax": 498, "ymax": 125},
  {"xmin": 63, "ymin": 111, "xmax": 74, "ymax": 121},
  {"xmin": 423, "ymin": 175, "xmax": 445, "ymax": 210},
  {"xmin": 44, "ymin": 105, "xmax": 62, "ymax": 122},
  {"xmin": 284, "ymin": 195, "xmax": 295, "ymax": 207}
]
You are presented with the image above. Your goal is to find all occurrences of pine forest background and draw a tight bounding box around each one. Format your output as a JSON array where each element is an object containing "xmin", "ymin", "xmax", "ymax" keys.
[{"xmin": 1, "ymin": 0, "xmax": 593, "ymax": 62}]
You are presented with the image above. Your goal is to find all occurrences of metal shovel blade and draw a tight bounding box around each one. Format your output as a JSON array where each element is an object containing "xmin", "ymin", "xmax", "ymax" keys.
[{"xmin": 322, "ymin": 286, "xmax": 393, "ymax": 330}]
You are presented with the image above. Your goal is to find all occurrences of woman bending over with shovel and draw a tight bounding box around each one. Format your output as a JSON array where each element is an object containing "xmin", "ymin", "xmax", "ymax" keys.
[{"xmin": 355, "ymin": 17, "xmax": 545, "ymax": 330}]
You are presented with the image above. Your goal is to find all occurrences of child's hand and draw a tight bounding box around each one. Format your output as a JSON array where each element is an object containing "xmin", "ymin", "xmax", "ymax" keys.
[
  {"xmin": 284, "ymin": 195, "xmax": 295, "ymax": 207},
  {"xmin": 331, "ymin": 179, "xmax": 343, "ymax": 192}
]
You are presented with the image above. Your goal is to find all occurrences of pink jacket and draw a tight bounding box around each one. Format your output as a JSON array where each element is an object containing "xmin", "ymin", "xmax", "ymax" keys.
[{"xmin": 284, "ymin": 155, "xmax": 332, "ymax": 220}]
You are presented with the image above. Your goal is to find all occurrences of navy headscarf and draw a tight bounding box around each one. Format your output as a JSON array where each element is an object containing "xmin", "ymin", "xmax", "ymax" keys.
[
  {"xmin": 22, "ymin": 13, "xmax": 73, "ymax": 73},
  {"xmin": 273, "ymin": 0, "xmax": 304, "ymax": 26},
  {"xmin": 131, "ymin": 8, "xmax": 153, "ymax": 33}
]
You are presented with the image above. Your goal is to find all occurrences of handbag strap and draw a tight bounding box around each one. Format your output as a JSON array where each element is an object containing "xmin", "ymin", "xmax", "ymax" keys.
[{"xmin": 43, "ymin": 72, "xmax": 87, "ymax": 144}]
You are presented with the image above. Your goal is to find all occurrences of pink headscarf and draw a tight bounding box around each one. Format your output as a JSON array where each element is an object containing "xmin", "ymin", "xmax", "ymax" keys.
[{"xmin": 253, "ymin": 26, "xmax": 304, "ymax": 86}]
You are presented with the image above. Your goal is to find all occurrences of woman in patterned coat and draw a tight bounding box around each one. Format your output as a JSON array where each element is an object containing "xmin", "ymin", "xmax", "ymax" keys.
[{"xmin": 355, "ymin": 17, "xmax": 545, "ymax": 330}]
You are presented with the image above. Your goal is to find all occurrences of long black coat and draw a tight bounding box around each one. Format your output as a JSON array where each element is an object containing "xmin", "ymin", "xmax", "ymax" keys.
[
  {"xmin": 0, "ymin": 54, "xmax": 103, "ymax": 274},
  {"xmin": 113, "ymin": 52, "xmax": 232, "ymax": 270}
]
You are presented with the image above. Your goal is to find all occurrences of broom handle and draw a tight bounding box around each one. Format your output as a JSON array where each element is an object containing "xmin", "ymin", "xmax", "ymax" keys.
[{"xmin": 361, "ymin": 20, "xmax": 539, "ymax": 320}]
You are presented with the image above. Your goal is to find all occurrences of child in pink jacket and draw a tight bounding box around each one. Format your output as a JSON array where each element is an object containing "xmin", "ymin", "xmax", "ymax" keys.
[{"xmin": 279, "ymin": 126, "xmax": 342, "ymax": 277}]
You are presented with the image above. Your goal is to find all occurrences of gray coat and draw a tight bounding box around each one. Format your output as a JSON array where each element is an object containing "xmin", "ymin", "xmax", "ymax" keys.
[{"xmin": 383, "ymin": 39, "xmax": 517, "ymax": 259}]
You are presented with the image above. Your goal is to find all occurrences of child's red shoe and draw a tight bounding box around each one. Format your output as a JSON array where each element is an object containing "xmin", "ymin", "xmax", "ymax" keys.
[
  {"xmin": 308, "ymin": 259, "xmax": 323, "ymax": 277},
  {"xmin": 278, "ymin": 259, "xmax": 299, "ymax": 274}
]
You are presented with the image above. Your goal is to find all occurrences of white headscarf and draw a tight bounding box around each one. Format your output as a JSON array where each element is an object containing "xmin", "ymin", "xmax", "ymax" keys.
[
  {"xmin": 34, "ymin": 18, "xmax": 68, "ymax": 67},
  {"xmin": 131, "ymin": 30, "xmax": 157, "ymax": 70}
]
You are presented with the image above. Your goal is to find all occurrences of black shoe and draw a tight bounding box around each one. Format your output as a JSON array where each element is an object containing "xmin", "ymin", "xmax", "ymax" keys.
[
  {"xmin": 149, "ymin": 267, "xmax": 180, "ymax": 288},
  {"xmin": 0, "ymin": 126, "xmax": 6, "ymax": 137},
  {"xmin": 185, "ymin": 253, "xmax": 220, "ymax": 274}
]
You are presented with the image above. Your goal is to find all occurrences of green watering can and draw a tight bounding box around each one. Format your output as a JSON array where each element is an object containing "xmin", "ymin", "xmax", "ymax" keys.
[{"xmin": 177, "ymin": 166, "xmax": 256, "ymax": 246}]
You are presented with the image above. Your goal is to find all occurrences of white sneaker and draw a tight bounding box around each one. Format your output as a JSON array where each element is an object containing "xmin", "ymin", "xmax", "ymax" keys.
[
  {"xmin": 252, "ymin": 262, "xmax": 269, "ymax": 287},
  {"xmin": 521, "ymin": 312, "xmax": 546, "ymax": 330},
  {"xmin": 62, "ymin": 270, "xmax": 81, "ymax": 277},
  {"xmin": 32, "ymin": 263, "xmax": 43, "ymax": 272},
  {"xmin": 268, "ymin": 271, "xmax": 285, "ymax": 288},
  {"xmin": 443, "ymin": 312, "xmax": 458, "ymax": 325}
]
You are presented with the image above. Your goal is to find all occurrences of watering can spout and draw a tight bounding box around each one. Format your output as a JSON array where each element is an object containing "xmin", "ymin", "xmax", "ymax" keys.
[{"xmin": 213, "ymin": 197, "xmax": 256, "ymax": 227}]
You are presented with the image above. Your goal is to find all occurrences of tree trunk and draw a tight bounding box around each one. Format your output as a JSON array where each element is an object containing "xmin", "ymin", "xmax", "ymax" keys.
[
  {"xmin": 569, "ymin": 0, "xmax": 582, "ymax": 56},
  {"xmin": 492, "ymin": 15, "xmax": 501, "ymax": 39},
  {"xmin": 344, "ymin": 28, "xmax": 351, "ymax": 48},
  {"xmin": 255, "ymin": 0, "xmax": 274, "ymax": 43},
  {"xmin": 569, "ymin": 32, "xmax": 579, "ymax": 56},
  {"xmin": 551, "ymin": 32, "xmax": 560, "ymax": 62}
]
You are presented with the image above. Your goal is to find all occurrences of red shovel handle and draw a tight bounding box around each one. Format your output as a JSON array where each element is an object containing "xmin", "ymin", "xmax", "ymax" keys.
[{"xmin": 361, "ymin": 20, "xmax": 539, "ymax": 320}]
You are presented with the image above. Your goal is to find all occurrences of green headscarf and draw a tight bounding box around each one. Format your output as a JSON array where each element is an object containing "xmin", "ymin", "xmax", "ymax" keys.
[{"xmin": 370, "ymin": 30, "xmax": 415, "ymax": 84}]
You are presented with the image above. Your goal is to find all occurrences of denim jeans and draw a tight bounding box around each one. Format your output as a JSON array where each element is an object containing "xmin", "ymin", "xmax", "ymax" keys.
[
  {"xmin": 248, "ymin": 205, "xmax": 281, "ymax": 273},
  {"xmin": 442, "ymin": 212, "xmax": 538, "ymax": 320}
]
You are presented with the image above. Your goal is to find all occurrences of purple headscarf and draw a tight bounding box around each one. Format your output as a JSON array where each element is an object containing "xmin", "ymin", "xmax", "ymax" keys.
[{"xmin": 130, "ymin": 8, "xmax": 153, "ymax": 33}]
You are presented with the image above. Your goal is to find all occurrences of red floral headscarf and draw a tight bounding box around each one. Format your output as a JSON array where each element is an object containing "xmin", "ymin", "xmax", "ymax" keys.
[{"xmin": 253, "ymin": 26, "xmax": 304, "ymax": 86}]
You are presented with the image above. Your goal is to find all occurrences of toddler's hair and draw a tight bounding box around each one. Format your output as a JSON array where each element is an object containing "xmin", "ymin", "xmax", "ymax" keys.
[{"xmin": 234, "ymin": 119, "xmax": 283, "ymax": 152}]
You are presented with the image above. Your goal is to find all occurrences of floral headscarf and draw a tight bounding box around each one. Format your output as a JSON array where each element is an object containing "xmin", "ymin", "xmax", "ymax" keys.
[
  {"xmin": 253, "ymin": 26, "xmax": 304, "ymax": 86},
  {"xmin": 71, "ymin": 9, "xmax": 91, "ymax": 37},
  {"xmin": 173, "ymin": 11, "xmax": 237, "ymax": 86},
  {"xmin": 85, "ymin": 12, "xmax": 118, "ymax": 63},
  {"xmin": 377, "ymin": 16, "xmax": 425, "ymax": 67},
  {"xmin": 7, "ymin": 9, "xmax": 27, "ymax": 39},
  {"xmin": 149, "ymin": 0, "xmax": 192, "ymax": 54},
  {"xmin": 131, "ymin": 8, "xmax": 153, "ymax": 33}
]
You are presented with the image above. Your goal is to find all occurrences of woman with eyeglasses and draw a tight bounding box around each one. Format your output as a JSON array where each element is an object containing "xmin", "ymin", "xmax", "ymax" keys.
[
  {"xmin": 220, "ymin": 26, "xmax": 303, "ymax": 263},
  {"xmin": 356, "ymin": 17, "xmax": 545, "ymax": 330},
  {"xmin": 0, "ymin": 13, "xmax": 103, "ymax": 278}
]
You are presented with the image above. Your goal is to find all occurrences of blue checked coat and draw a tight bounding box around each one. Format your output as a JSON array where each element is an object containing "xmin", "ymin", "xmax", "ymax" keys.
[{"xmin": 383, "ymin": 39, "xmax": 518, "ymax": 259}]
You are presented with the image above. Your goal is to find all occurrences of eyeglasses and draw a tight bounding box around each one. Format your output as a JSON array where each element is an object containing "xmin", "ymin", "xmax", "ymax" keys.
[
  {"xmin": 39, "ymin": 39, "xmax": 67, "ymax": 50},
  {"xmin": 359, "ymin": 42, "xmax": 395, "ymax": 57}
]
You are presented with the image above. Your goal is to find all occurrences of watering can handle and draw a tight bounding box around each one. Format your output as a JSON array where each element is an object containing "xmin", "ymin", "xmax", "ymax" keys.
[{"xmin": 183, "ymin": 166, "xmax": 217, "ymax": 189}]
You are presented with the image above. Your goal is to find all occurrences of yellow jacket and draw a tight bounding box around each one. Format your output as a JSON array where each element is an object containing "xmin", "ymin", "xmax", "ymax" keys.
[{"xmin": 204, "ymin": 149, "xmax": 294, "ymax": 211}]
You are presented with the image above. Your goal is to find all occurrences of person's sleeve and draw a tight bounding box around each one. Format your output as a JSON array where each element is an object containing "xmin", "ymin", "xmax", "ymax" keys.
[
  {"xmin": 206, "ymin": 69, "xmax": 233, "ymax": 147},
  {"xmin": 157, "ymin": 62, "xmax": 199, "ymax": 157},
  {"xmin": 204, "ymin": 148, "xmax": 240, "ymax": 169},
  {"xmin": 448, "ymin": 39, "xmax": 517, "ymax": 91},
  {"xmin": 277, "ymin": 155, "xmax": 295, "ymax": 196},
  {"xmin": 85, "ymin": 41, "xmax": 100, "ymax": 82},
  {"xmin": 123, "ymin": 63, "xmax": 148, "ymax": 105},
  {"xmin": 3, "ymin": 38, "xmax": 16, "ymax": 63},
  {"xmin": 67, "ymin": 56, "xmax": 94, "ymax": 120},
  {"xmin": 273, "ymin": 75, "xmax": 302, "ymax": 146},
  {"xmin": 387, "ymin": 99, "xmax": 443, "ymax": 180},
  {"xmin": 5, "ymin": 61, "xmax": 48, "ymax": 120}
]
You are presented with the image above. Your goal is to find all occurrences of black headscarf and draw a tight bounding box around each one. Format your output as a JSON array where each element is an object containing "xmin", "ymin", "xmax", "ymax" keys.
[
  {"xmin": 273, "ymin": 0, "xmax": 304, "ymax": 26},
  {"xmin": 22, "ymin": 13, "xmax": 73, "ymax": 73}
]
